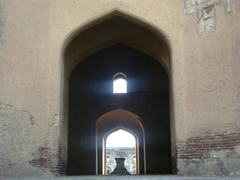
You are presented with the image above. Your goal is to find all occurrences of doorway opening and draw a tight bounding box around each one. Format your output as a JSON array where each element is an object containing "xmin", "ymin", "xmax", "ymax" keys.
[
  {"xmin": 104, "ymin": 128, "xmax": 138, "ymax": 175},
  {"xmin": 96, "ymin": 109, "xmax": 145, "ymax": 175}
]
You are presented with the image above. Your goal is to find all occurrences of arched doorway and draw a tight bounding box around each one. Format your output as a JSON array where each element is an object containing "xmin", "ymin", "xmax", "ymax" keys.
[
  {"xmin": 61, "ymin": 10, "xmax": 175, "ymax": 175},
  {"xmin": 104, "ymin": 128, "xmax": 138, "ymax": 175},
  {"xmin": 96, "ymin": 109, "xmax": 145, "ymax": 175}
]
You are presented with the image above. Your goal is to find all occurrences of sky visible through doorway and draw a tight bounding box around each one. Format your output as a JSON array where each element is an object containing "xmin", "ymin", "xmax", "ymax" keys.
[{"xmin": 106, "ymin": 129, "xmax": 135, "ymax": 148}]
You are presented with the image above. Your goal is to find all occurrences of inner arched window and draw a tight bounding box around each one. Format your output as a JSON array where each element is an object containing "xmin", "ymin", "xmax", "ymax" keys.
[
  {"xmin": 104, "ymin": 129, "xmax": 137, "ymax": 175},
  {"xmin": 113, "ymin": 73, "xmax": 127, "ymax": 94}
]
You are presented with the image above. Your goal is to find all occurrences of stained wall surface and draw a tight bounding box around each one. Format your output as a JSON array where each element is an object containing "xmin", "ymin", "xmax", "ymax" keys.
[{"xmin": 0, "ymin": 0, "xmax": 240, "ymax": 177}]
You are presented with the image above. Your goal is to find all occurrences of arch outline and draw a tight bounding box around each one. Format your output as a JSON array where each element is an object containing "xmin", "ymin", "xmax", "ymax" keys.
[
  {"xmin": 103, "ymin": 125, "xmax": 139, "ymax": 175},
  {"xmin": 60, "ymin": 8, "xmax": 176, "ymax": 174}
]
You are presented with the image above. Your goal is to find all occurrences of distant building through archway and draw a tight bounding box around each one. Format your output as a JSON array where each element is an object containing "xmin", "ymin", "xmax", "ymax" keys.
[{"xmin": 104, "ymin": 128, "xmax": 138, "ymax": 175}]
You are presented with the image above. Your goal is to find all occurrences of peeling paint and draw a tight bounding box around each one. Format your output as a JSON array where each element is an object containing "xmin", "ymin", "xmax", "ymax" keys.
[
  {"xmin": 0, "ymin": 102, "xmax": 40, "ymax": 176},
  {"xmin": 183, "ymin": 0, "xmax": 233, "ymax": 32},
  {"xmin": 0, "ymin": 102, "xmax": 63, "ymax": 176},
  {"xmin": 29, "ymin": 114, "xmax": 64, "ymax": 175},
  {"xmin": 29, "ymin": 146, "xmax": 59, "ymax": 175},
  {"xmin": 177, "ymin": 128, "xmax": 240, "ymax": 176}
]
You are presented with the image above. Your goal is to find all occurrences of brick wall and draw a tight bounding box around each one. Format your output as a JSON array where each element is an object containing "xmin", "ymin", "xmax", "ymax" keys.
[{"xmin": 177, "ymin": 127, "xmax": 240, "ymax": 176}]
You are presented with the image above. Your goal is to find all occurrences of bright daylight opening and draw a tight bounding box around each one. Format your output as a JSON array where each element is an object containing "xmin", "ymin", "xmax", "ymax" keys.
[
  {"xmin": 105, "ymin": 129, "xmax": 137, "ymax": 174},
  {"xmin": 113, "ymin": 78, "xmax": 127, "ymax": 94},
  {"xmin": 113, "ymin": 73, "xmax": 127, "ymax": 94}
]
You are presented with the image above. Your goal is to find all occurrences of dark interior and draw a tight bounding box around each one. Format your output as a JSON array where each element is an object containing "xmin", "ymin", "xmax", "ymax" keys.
[{"xmin": 67, "ymin": 44, "xmax": 172, "ymax": 175}]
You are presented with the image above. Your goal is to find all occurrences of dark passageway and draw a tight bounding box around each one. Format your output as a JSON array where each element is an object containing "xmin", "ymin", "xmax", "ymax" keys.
[{"xmin": 67, "ymin": 44, "xmax": 172, "ymax": 175}]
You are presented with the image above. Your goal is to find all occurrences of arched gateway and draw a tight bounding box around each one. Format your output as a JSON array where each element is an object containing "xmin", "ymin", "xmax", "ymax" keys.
[{"xmin": 61, "ymin": 10, "xmax": 175, "ymax": 175}]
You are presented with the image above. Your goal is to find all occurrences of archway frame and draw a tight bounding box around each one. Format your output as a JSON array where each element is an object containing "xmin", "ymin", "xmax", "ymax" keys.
[
  {"xmin": 60, "ymin": 8, "xmax": 176, "ymax": 174},
  {"xmin": 96, "ymin": 109, "xmax": 145, "ymax": 175}
]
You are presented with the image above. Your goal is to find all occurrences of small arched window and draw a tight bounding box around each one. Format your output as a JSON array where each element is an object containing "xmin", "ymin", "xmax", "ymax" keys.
[{"xmin": 113, "ymin": 73, "xmax": 127, "ymax": 94}]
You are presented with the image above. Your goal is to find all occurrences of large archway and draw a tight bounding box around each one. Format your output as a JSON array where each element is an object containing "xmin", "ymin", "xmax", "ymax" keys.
[{"xmin": 61, "ymin": 10, "xmax": 175, "ymax": 175}]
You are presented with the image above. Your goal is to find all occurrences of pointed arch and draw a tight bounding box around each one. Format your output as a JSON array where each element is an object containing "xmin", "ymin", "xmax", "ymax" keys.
[
  {"xmin": 104, "ymin": 125, "xmax": 138, "ymax": 143},
  {"xmin": 60, "ymin": 9, "xmax": 176, "ymax": 175},
  {"xmin": 96, "ymin": 108, "xmax": 145, "ymax": 132},
  {"xmin": 62, "ymin": 9, "xmax": 171, "ymax": 76},
  {"xmin": 96, "ymin": 109, "xmax": 145, "ymax": 175},
  {"xmin": 103, "ymin": 126, "xmax": 138, "ymax": 174}
]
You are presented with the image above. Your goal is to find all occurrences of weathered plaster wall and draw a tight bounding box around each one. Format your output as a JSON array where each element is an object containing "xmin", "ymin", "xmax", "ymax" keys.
[
  {"xmin": 0, "ymin": 102, "xmax": 40, "ymax": 176},
  {"xmin": 177, "ymin": 0, "xmax": 240, "ymax": 176},
  {"xmin": 0, "ymin": 0, "xmax": 239, "ymax": 177},
  {"xmin": 0, "ymin": 102, "xmax": 61, "ymax": 176},
  {"xmin": 0, "ymin": 0, "xmax": 62, "ymax": 176}
]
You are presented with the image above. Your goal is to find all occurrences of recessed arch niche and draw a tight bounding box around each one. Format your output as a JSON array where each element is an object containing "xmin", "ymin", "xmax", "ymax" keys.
[{"xmin": 61, "ymin": 10, "xmax": 175, "ymax": 175}]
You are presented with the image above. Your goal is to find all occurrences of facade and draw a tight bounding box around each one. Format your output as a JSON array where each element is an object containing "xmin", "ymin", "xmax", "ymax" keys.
[{"xmin": 0, "ymin": 0, "xmax": 240, "ymax": 177}]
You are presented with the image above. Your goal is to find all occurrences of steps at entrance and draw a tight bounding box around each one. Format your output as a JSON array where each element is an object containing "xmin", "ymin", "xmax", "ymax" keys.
[{"xmin": 2, "ymin": 176, "xmax": 240, "ymax": 180}]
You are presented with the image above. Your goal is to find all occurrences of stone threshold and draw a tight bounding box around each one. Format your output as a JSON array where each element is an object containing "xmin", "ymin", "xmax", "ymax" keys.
[{"xmin": 2, "ymin": 176, "xmax": 240, "ymax": 180}]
